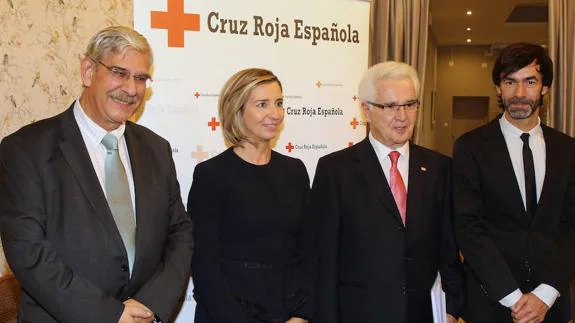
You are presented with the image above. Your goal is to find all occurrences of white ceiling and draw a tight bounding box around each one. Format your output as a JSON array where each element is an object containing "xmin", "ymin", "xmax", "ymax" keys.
[{"xmin": 429, "ymin": 0, "xmax": 548, "ymax": 46}]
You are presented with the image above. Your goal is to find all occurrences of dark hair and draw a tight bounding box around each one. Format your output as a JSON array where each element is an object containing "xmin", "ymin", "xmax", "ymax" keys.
[{"xmin": 492, "ymin": 43, "xmax": 553, "ymax": 87}]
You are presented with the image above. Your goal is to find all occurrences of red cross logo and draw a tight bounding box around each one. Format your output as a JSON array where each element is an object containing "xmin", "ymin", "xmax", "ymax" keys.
[
  {"xmin": 315, "ymin": 80, "xmax": 322, "ymax": 88},
  {"xmin": 194, "ymin": 91, "xmax": 200, "ymax": 98},
  {"xmin": 350, "ymin": 117, "xmax": 359, "ymax": 130},
  {"xmin": 151, "ymin": 0, "xmax": 200, "ymax": 48},
  {"xmin": 348, "ymin": 142, "xmax": 354, "ymax": 147},
  {"xmin": 191, "ymin": 145, "xmax": 209, "ymax": 162},
  {"xmin": 285, "ymin": 142, "xmax": 294, "ymax": 153},
  {"xmin": 208, "ymin": 117, "xmax": 220, "ymax": 131},
  {"xmin": 352, "ymin": 95, "xmax": 357, "ymax": 101}
]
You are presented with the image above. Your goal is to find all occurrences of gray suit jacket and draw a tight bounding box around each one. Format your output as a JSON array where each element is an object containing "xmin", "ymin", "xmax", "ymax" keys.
[{"xmin": 0, "ymin": 105, "xmax": 193, "ymax": 322}]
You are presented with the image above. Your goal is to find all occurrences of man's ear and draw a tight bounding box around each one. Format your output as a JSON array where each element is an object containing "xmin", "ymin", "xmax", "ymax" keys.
[
  {"xmin": 541, "ymin": 86, "xmax": 549, "ymax": 96},
  {"xmin": 361, "ymin": 102, "xmax": 372, "ymax": 123},
  {"xmin": 80, "ymin": 57, "xmax": 96, "ymax": 87},
  {"xmin": 495, "ymin": 85, "xmax": 502, "ymax": 95}
]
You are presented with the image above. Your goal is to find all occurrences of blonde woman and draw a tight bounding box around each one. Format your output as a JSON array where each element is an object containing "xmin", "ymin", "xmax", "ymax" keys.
[{"xmin": 188, "ymin": 68, "xmax": 315, "ymax": 323}]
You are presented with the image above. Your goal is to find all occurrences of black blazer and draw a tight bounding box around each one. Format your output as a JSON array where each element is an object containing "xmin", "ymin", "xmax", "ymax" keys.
[
  {"xmin": 453, "ymin": 118, "xmax": 575, "ymax": 322},
  {"xmin": 0, "ymin": 105, "xmax": 193, "ymax": 322},
  {"xmin": 188, "ymin": 149, "xmax": 316, "ymax": 323},
  {"xmin": 313, "ymin": 138, "xmax": 464, "ymax": 323}
]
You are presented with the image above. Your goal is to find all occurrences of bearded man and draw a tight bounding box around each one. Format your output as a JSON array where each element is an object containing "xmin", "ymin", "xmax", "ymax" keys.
[{"xmin": 453, "ymin": 43, "xmax": 575, "ymax": 323}]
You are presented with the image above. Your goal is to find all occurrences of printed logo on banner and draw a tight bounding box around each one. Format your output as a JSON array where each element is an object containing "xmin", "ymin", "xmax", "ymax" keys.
[
  {"xmin": 149, "ymin": 0, "xmax": 362, "ymax": 47},
  {"xmin": 284, "ymin": 141, "xmax": 328, "ymax": 153},
  {"xmin": 191, "ymin": 145, "xmax": 209, "ymax": 162},
  {"xmin": 151, "ymin": 0, "xmax": 201, "ymax": 47}
]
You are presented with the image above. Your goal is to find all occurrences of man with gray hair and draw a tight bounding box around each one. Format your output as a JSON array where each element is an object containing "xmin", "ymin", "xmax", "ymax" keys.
[
  {"xmin": 313, "ymin": 61, "xmax": 464, "ymax": 322},
  {"xmin": 0, "ymin": 26, "xmax": 193, "ymax": 322}
]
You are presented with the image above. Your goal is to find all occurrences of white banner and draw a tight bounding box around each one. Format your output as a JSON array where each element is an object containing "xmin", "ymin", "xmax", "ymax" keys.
[{"xmin": 134, "ymin": 0, "xmax": 369, "ymax": 320}]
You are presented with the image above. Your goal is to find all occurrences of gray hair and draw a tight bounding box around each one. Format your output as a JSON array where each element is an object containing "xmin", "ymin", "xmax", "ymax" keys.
[
  {"xmin": 358, "ymin": 61, "xmax": 420, "ymax": 102},
  {"xmin": 84, "ymin": 26, "xmax": 153, "ymax": 65}
]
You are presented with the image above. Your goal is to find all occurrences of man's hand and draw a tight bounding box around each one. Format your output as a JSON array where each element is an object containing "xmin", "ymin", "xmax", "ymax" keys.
[
  {"xmin": 286, "ymin": 318, "xmax": 308, "ymax": 323},
  {"xmin": 118, "ymin": 299, "xmax": 154, "ymax": 323},
  {"xmin": 446, "ymin": 313, "xmax": 458, "ymax": 323},
  {"xmin": 511, "ymin": 293, "xmax": 549, "ymax": 323}
]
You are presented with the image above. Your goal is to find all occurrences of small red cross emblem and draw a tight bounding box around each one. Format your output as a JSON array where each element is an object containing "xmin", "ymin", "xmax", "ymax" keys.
[
  {"xmin": 350, "ymin": 117, "xmax": 359, "ymax": 130},
  {"xmin": 207, "ymin": 117, "xmax": 220, "ymax": 131}
]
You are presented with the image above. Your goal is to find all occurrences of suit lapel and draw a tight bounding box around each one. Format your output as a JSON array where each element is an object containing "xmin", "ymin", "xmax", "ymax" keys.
[
  {"xmin": 484, "ymin": 118, "xmax": 529, "ymax": 222},
  {"xmin": 57, "ymin": 106, "xmax": 127, "ymax": 250},
  {"xmin": 535, "ymin": 125, "xmax": 561, "ymax": 220},
  {"xmin": 124, "ymin": 123, "xmax": 153, "ymax": 279},
  {"xmin": 405, "ymin": 144, "xmax": 428, "ymax": 228},
  {"xmin": 354, "ymin": 139, "xmax": 404, "ymax": 226}
]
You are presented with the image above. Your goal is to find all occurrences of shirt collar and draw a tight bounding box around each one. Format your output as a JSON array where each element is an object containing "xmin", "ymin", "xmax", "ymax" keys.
[
  {"xmin": 74, "ymin": 99, "xmax": 126, "ymax": 144},
  {"xmin": 368, "ymin": 132, "xmax": 410, "ymax": 163},
  {"xmin": 499, "ymin": 113, "xmax": 542, "ymax": 138}
]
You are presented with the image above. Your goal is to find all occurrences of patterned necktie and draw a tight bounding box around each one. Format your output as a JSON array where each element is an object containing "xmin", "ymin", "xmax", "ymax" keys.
[
  {"xmin": 101, "ymin": 133, "xmax": 136, "ymax": 273},
  {"xmin": 520, "ymin": 133, "xmax": 537, "ymax": 218},
  {"xmin": 389, "ymin": 151, "xmax": 407, "ymax": 225}
]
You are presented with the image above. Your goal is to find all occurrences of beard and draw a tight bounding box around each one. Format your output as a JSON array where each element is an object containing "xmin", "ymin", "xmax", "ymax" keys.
[{"xmin": 503, "ymin": 96, "xmax": 540, "ymax": 120}]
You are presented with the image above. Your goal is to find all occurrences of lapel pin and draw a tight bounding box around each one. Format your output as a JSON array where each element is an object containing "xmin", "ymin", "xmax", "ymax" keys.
[{"xmin": 420, "ymin": 166, "xmax": 427, "ymax": 172}]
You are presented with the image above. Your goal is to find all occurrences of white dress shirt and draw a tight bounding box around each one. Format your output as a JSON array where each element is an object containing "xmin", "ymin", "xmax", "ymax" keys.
[
  {"xmin": 368, "ymin": 132, "xmax": 409, "ymax": 190},
  {"xmin": 73, "ymin": 100, "xmax": 136, "ymax": 218},
  {"xmin": 498, "ymin": 114, "xmax": 558, "ymax": 308}
]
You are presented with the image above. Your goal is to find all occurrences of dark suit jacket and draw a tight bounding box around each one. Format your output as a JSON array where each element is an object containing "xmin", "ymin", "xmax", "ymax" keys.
[
  {"xmin": 312, "ymin": 138, "xmax": 464, "ymax": 323},
  {"xmin": 0, "ymin": 105, "xmax": 193, "ymax": 322},
  {"xmin": 453, "ymin": 118, "xmax": 575, "ymax": 322}
]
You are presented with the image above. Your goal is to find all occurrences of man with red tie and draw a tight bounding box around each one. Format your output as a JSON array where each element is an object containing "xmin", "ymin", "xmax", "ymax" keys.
[{"xmin": 312, "ymin": 61, "xmax": 464, "ymax": 323}]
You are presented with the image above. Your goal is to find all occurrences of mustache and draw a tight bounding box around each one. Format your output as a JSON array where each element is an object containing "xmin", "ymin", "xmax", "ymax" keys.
[
  {"xmin": 507, "ymin": 97, "xmax": 534, "ymax": 105},
  {"xmin": 109, "ymin": 92, "xmax": 138, "ymax": 104}
]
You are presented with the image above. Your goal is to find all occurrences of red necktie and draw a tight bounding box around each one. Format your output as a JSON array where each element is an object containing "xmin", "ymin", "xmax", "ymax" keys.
[{"xmin": 389, "ymin": 151, "xmax": 407, "ymax": 225}]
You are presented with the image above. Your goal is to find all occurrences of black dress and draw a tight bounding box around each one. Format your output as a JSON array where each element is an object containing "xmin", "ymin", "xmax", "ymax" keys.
[{"xmin": 188, "ymin": 148, "xmax": 316, "ymax": 323}]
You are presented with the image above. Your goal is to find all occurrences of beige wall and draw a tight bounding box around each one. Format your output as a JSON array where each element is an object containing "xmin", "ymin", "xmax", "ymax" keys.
[
  {"xmin": 0, "ymin": 0, "xmax": 132, "ymax": 275},
  {"xmin": 434, "ymin": 45, "xmax": 502, "ymax": 156},
  {"xmin": 0, "ymin": 0, "xmax": 133, "ymax": 140}
]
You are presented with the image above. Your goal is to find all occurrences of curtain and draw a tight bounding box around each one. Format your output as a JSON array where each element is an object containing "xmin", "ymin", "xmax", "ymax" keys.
[
  {"xmin": 549, "ymin": 2, "xmax": 575, "ymax": 320},
  {"xmin": 369, "ymin": 0, "xmax": 430, "ymax": 144},
  {"xmin": 548, "ymin": 0, "xmax": 575, "ymax": 137}
]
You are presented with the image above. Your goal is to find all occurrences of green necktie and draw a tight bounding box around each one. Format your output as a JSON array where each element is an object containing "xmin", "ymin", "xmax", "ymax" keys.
[{"xmin": 101, "ymin": 133, "xmax": 136, "ymax": 274}]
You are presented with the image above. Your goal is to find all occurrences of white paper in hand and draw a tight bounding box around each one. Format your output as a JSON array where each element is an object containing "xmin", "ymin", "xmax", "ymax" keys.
[{"xmin": 431, "ymin": 272, "xmax": 447, "ymax": 323}]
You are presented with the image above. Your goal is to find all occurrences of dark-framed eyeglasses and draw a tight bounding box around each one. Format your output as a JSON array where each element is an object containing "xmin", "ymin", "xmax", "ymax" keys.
[
  {"xmin": 92, "ymin": 58, "xmax": 153, "ymax": 88},
  {"xmin": 366, "ymin": 100, "xmax": 420, "ymax": 113}
]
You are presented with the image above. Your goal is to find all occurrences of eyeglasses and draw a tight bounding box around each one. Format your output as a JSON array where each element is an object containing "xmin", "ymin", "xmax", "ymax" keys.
[
  {"xmin": 366, "ymin": 100, "xmax": 420, "ymax": 113},
  {"xmin": 92, "ymin": 59, "xmax": 152, "ymax": 88}
]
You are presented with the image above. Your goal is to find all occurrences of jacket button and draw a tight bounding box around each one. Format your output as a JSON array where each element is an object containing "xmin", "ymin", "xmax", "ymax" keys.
[
  {"xmin": 402, "ymin": 286, "xmax": 407, "ymax": 295},
  {"xmin": 120, "ymin": 265, "xmax": 129, "ymax": 272}
]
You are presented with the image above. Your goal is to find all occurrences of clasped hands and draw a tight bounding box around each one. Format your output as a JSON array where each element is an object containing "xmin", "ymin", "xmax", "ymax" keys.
[
  {"xmin": 119, "ymin": 299, "xmax": 155, "ymax": 323},
  {"xmin": 511, "ymin": 293, "xmax": 549, "ymax": 323}
]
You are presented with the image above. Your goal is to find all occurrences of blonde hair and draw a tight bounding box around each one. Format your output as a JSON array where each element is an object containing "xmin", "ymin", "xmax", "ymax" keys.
[
  {"xmin": 84, "ymin": 26, "xmax": 153, "ymax": 65},
  {"xmin": 218, "ymin": 68, "xmax": 282, "ymax": 147},
  {"xmin": 358, "ymin": 61, "xmax": 420, "ymax": 102}
]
